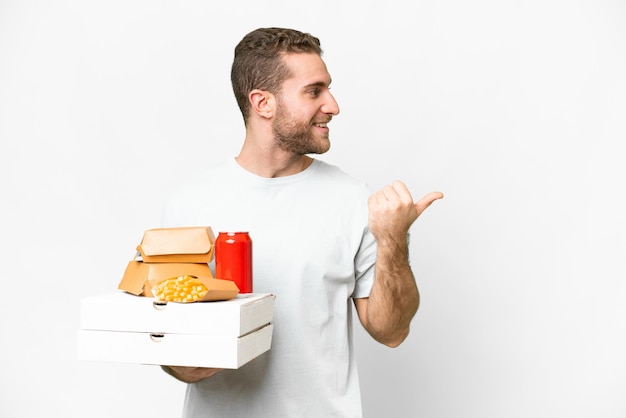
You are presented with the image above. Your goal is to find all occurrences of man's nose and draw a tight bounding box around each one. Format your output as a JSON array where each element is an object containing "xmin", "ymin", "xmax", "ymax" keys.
[{"xmin": 322, "ymin": 93, "xmax": 340, "ymax": 116}]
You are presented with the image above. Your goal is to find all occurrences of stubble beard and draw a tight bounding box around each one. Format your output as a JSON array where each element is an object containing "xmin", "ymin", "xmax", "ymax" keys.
[{"xmin": 272, "ymin": 105, "xmax": 331, "ymax": 155}]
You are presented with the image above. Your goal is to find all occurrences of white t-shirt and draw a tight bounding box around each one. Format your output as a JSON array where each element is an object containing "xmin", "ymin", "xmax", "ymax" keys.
[{"xmin": 161, "ymin": 158, "xmax": 377, "ymax": 418}]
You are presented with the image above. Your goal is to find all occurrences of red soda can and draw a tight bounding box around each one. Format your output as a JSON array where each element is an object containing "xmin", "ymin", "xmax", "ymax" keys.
[{"xmin": 215, "ymin": 232, "xmax": 253, "ymax": 293}]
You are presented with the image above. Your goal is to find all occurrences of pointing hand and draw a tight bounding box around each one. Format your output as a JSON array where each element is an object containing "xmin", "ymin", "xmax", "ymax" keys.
[{"xmin": 368, "ymin": 180, "xmax": 443, "ymax": 241}]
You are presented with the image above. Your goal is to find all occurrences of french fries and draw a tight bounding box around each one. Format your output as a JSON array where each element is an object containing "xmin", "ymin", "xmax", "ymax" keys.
[{"xmin": 154, "ymin": 275, "xmax": 209, "ymax": 303}]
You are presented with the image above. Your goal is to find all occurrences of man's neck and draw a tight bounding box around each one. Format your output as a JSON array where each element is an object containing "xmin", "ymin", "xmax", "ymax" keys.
[{"xmin": 236, "ymin": 143, "xmax": 314, "ymax": 178}]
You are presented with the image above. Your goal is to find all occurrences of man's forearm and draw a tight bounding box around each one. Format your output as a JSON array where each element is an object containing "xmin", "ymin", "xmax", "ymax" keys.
[{"xmin": 365, "ymin": 235, "xmax": 420, "ymax": 347}]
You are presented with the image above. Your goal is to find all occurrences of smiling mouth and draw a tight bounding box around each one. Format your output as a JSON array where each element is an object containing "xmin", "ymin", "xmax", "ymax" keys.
[{"xmin": 313, "ymin": 118, "xmax": 331, "ymax": 128}]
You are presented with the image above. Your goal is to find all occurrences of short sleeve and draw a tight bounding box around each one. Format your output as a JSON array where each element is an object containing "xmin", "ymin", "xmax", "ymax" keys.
[{"xmin": 352, "ymin": 225, "xmax": 376, "ymax": 298}]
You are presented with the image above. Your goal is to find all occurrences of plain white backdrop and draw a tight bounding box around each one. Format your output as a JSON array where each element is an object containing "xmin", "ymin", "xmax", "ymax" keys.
[{"xmin": 1, "ymin": 0, "xmax": 625, "ymax": 417}]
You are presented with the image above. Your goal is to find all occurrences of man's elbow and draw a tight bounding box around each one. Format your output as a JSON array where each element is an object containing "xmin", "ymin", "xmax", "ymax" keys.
[{"xmin": 370, "ymin": 326, "xmax": 411, "ymax": 348}]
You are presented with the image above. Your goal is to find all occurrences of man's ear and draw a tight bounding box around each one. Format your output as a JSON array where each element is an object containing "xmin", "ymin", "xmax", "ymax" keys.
[{"xmin": 249, "ymin": 89, "xmax": 274, "ymax": 119}]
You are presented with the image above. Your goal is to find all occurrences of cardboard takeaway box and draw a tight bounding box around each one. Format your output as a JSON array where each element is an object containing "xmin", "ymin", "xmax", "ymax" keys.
[
  {"xmin": 117, "ymin": 226, "xmax": 239, "ymax": 300},
  {"xmin": 118, "ymin": 260, "xmax": 239, "ymax": 301},
  {"xmin": 77, "ymin": 292, "xmax": 275, "ymax": 369},
  {"xmin": 135, "ymin": 226, "xmax": 216, "ymax": 263}
]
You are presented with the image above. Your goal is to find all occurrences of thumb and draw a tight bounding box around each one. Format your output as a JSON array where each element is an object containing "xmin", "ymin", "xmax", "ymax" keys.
[{"xmin": 414, "ymin": 191, "xmax": 444, "ymax": 216}]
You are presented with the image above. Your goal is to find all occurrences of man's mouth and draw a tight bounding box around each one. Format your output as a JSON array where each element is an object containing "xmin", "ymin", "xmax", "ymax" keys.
[{"xmin": 313, "ymin": 118, "xmax": 331, "ymax": 128}]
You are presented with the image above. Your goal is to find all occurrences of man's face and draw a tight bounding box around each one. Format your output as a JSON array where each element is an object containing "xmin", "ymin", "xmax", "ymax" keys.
[{"xmin": 272, "ymin": 53, "xmax": 340, "ymax": 155}]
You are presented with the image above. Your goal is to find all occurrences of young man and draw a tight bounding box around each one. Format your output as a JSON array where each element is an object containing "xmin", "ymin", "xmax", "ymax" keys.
[{"xmin": 161, "ymin": 27, "xmax": 443, "ymax": 417}]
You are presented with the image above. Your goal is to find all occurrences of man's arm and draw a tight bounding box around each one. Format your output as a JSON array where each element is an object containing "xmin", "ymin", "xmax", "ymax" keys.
[
  {"xmin": 161, "ymin": 366, "xmax": 223, "ymax": 383},
  {"xmin": 354, "ymin": 181, "xmax": 443, "ymax": 347}
]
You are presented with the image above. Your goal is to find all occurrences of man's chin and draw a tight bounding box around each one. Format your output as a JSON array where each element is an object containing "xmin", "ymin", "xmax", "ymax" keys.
[
  {"xmin": 275, "ymin": 135, "xmax": 330, "ymax": 155},
  {"xmin": 306, "ymin": 143, "xmax": 330, "ymax": 155},
  {"xmin": 313, "ymin": 138, "xmax": 331, "ymax": 154}
]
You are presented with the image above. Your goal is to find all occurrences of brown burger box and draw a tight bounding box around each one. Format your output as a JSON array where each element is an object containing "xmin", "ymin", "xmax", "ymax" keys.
[
  {"xmin": 77, "ymin": 292, "xmax": 275, "ymax": 369},
  {"xmin": 135, "ymin": 226, "xmax": 216, "ymax": 263}
]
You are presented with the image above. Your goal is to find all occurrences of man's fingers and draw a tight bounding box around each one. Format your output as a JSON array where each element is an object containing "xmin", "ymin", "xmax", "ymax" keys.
[
  {"xmin": 370, "ymin": 181, "xmax": 443, "ymax": 220},
  {"xmin": 413, "ymin": 191, "xmax": 444, "ymax": 216},
  {"xmin": 374, "ymin": 181, "xmax": 413, "ymax": 204},
  {"xmin": 379, "ymin": 184, "xmax": 400, "ymax": 202}
]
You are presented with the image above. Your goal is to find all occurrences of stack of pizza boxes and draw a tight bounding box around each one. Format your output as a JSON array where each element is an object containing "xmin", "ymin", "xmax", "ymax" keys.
[{"xmin": 77, "ymin": 226, "xmax": 275, "ymax": 369}]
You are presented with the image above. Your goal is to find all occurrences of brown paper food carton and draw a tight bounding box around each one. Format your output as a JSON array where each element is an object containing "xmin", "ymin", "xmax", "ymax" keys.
[
  {"xmin": 118, "ymin": 226, "xmax": 239, "ymax": 301},
  {"xmin": 135, "ymin": 226, "xmax": 216, "ymax": 263},
  {"xmin": 118, "ymin": 261, "xmax": 239, "ymax": 301},
  {"xmin": 118, "ymin": 261, "xmax": 208, "ymax": 295}
]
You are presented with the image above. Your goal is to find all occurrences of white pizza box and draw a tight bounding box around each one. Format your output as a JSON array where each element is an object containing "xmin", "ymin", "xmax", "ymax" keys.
[
  {"xmin": 77, "ymin": 292, "xmax": 275, "ymax": 368},
  {"xmin": 80, "ymin": 292, "xmax": 275, "ymax": 336},
  {"xmin": 77, "ymin": 323, "xmax": 273, "ymax": 369}
]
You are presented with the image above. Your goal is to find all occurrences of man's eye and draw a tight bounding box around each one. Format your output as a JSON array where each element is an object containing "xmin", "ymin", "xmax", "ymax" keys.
[{"xmin": 309, "ymin": 89, "xmax": 320, "ymax": 97}]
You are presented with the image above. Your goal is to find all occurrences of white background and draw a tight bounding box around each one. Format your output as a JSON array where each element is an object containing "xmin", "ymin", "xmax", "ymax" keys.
[{"xmin": 1, "ymin": 0, "xmax": 625, "ymax": 417}]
